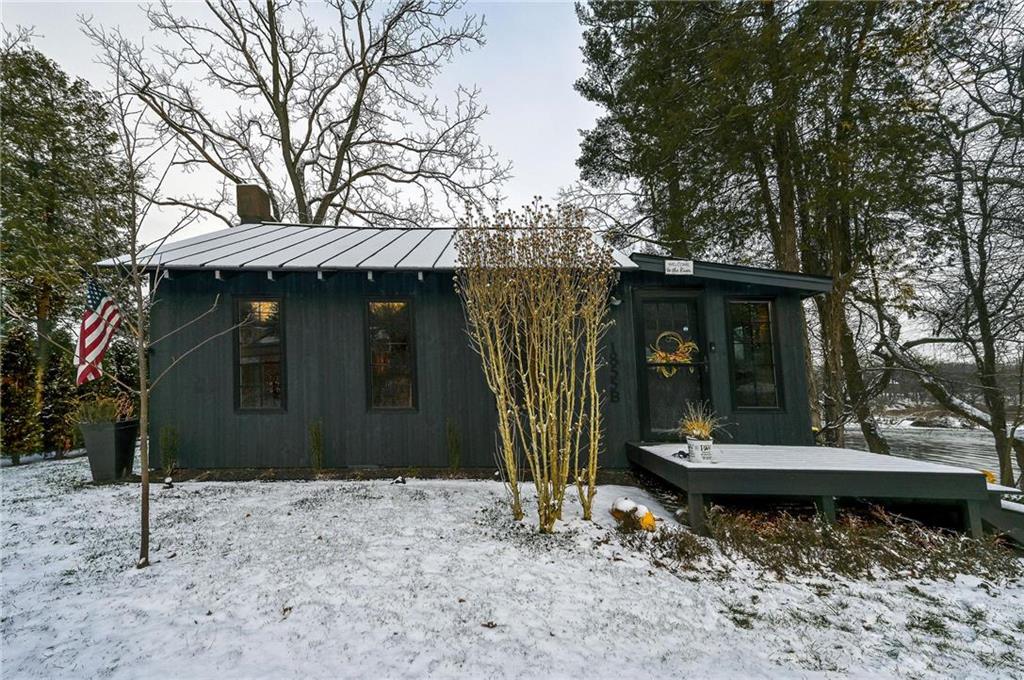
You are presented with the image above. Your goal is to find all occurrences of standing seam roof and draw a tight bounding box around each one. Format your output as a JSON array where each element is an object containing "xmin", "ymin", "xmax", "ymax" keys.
[{"xmin": 102, "ymin": 223, "xmax": 639, "ymax": 271}]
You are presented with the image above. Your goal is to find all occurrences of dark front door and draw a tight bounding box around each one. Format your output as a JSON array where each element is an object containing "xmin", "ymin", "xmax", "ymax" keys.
[{"xmin": 636, "ymin": 294, "xmax": 707, "ymax": 440}]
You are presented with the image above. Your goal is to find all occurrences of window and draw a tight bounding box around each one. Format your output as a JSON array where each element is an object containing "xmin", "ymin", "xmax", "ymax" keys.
[
  {"xmin": 728, "ymin": 301, "xmax": 779, "ymax": 408},
  {"xmin": 236, "ymin": 299, "xmax": 284, "ymax": 410},
  {"xmin": 367, "ymin": 300, "xmax": 416, "ymax": 409}
]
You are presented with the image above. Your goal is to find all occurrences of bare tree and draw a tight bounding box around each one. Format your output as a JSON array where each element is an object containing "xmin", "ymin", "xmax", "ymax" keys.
[
  {"xmin": 5, "ymin": 67, "xmax": 250, "ymax": 566},
  {"xmin": 873, "ymin": 5, "xmax": 1024, "ymax": 488},
  {"xmin": 82, "ymin": 0, "xmax": 508, "ymax": 229}
]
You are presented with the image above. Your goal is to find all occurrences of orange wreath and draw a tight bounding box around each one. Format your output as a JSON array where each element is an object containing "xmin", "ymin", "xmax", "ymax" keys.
[{"xmin": 647, "ymin": 331, "xmax": 699, "ymax": 377}]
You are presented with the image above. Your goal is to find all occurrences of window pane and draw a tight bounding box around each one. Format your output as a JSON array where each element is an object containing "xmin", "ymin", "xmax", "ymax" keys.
[
  {"xmin": 368, "ymin": 301, "xmax": 415, "ymax": 409},
  {"xmin": 237, "ymin": 300, "xmax": 283, "ymax": 409},
  {"xmin": 728, "ymin": 301, "xmax": 779, "ymax": 408},
  {"xmin": 642, "ymin": 300, "xmax": 700, "ymax": 365},
  {"xmin": 754, "ymin": 365, "xmax": 779, "ymax": 408}
]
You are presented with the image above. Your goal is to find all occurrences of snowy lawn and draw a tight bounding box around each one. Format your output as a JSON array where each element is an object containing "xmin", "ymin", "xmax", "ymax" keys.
[{"xmin": 2, "ymin": 458, "xmax": 1023, "ymax": 679}]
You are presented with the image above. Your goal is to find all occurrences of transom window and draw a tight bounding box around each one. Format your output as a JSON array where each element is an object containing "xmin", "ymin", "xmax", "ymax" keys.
[
  {"xmin": 367, "ymin": 300, "xmax": 416, "ymax": 410},
  {"xmin": 728, "ymin": 300, "xmax": 779, "ymax": 409},
  {"xmin": 236, "ymin": 299, "xmax": 284, "ymax": 410}
]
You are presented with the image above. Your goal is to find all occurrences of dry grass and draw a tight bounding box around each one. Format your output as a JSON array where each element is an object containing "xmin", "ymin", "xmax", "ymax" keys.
[
  {"xmin": 706, "ymin": 506, "xmax": 1023, "ymax": 582},
  {"xmin": 613, "ymin": 501, "xmax": 1022, "ymax": 583},
  {"xmin": 615, "ymin": 518, "xmax": 715, "ymax": 572}
]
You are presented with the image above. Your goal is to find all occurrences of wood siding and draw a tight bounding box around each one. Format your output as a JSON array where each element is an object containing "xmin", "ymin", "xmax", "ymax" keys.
[{"xmin": 150, "ymin": 269, "xmax": 815, "ymax": 470}]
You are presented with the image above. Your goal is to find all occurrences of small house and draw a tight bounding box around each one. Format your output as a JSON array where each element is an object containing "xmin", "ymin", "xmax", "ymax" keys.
[{"xmin": 120, "ymin": 186, "xmax": 831, "ymax": 469}]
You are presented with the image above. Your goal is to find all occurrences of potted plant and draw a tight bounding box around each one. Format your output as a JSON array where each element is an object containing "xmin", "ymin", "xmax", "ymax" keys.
[
  {"xmin": 77, "ymin": 394, "xmax": 139, "ymax": 482},
  {"xmin": 678, "ymin": 401, "xmax": 725, "ymax": 463}
]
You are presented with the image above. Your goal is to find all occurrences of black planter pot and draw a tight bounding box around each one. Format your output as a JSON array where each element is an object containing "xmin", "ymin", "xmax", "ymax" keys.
[{"xmin": 80, "ymin": 420, "xmax": 140, "ymax": 482}]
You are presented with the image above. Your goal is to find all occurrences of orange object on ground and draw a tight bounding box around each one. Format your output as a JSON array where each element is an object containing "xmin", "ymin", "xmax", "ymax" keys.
[{"xmin": 610, "ymin": 497, "xmax": 657, "ymax": 531}]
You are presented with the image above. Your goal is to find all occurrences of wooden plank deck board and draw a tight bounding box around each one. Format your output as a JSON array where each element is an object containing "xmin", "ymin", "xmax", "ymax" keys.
[
  {"xmin": 627, "ymin": 442, "xmax": 990, "ymax": 502},
  {"xmin": 627, "ymin": 441, "xmax": 992, "ymax": 538},
  {"xmin": 632, "ymin": 443, "xmax": 982, "ymax": 474}
]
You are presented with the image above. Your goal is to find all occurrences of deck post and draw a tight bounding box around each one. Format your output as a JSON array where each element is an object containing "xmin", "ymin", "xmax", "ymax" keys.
[
  {"xmin": 963, "ymin": 500, "xmax": 983, "ymax": 539},
  {"xmin": 814, "ymin": 496, "xmax": 837, "ymax": 524},
  {"xmin": 687, "ymin": 492, "xmax": 707, "ymax": 536}
]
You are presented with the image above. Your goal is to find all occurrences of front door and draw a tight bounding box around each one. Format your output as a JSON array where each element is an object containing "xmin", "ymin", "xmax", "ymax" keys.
[{"xmin": 636, "ymin": 294, "xmax": 707, "ymax": 440}]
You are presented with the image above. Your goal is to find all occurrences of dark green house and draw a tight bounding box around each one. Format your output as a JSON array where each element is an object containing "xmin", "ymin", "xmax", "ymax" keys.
[{"xmin": 123, "ymin": 187, "xmax": 831, "ymax": 469}]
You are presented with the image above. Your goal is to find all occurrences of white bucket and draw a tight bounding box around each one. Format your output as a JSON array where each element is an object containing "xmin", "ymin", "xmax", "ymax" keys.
[{"xmin": 687, "ymin": 439, "xmax": 714, "ymax": 463}]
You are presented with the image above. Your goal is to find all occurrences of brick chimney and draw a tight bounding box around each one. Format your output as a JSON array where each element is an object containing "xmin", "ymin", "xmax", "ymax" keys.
[{"xmin": 236, "ymin": 184, "xmax": 276, "ymax": 223}]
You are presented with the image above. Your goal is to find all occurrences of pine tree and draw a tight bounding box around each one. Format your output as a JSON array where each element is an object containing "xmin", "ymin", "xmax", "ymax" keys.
[
  {"xmin": 0, "ymin": 45, "xmax": 124, "ymax": 432},
  {"xmin": 1, "ymin": 324, "xmax": 42, "ymax": 463},
  {"xmin": 574, "ymin": 1, "xmax": 955, "ymax": 449},
  {"xmin": 40, "ymin": 331, "xmax": 79, "ymax": 455}
]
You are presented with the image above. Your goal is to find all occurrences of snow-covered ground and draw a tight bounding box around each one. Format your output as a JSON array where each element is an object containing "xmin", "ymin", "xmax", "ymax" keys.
[
  {"xmin": 0, "ymin": 449, "xmax": 85, "ymax": 468},
  {"xmin": 2, "ymin": 458, "xmax": 1022, "ymax": 679}
]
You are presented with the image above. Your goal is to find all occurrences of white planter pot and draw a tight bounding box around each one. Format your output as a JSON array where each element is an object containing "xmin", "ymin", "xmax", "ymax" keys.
[{"xmin": 687, "ymin": 439, "xmax": 714, "ymax": 463}]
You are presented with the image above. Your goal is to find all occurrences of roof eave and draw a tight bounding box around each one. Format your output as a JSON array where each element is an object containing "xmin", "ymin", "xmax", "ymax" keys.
[{"xmin": 628, "ymin": 253, "xmax": 832, "ymax": 297}]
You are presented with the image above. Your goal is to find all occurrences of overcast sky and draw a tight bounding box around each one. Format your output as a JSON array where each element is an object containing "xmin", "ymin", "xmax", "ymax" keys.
[{"xmin": 3, "ymin": 1, "xmax": 599, "ymax": 229}]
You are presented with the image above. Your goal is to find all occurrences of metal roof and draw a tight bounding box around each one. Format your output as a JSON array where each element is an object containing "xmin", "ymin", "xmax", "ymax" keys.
[
  {"xmin": 99, "ymin": 222, "xmax": 640, "ymax": 272},
  {"xmin": 98, "ymin": 222, "xmax": 831, "ymax": 296},
  {"xmin": 629, "ymin": 253, "xmax": 833, "ymax": 297}
]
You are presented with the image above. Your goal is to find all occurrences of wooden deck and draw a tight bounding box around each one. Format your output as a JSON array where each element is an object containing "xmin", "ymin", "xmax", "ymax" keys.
[{"xmin": 627, "ymin": 442, "xmax": 994, "ymax": 537}]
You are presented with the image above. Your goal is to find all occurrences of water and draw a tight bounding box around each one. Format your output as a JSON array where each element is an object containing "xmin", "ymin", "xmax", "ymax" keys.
[{"xmin": 845, "ymin": 426, "xmax": 1020, "ymax": 480}]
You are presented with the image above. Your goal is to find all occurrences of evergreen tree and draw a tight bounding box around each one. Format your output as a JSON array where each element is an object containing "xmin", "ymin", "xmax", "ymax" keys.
[
  {"xmin": 0, "ymin": 45, "xmax": 124, "ymax": 425},
  {"xmin": 40, "ymin": 330, "xmax": 79, "ymax": 454},
  {"xmin": 574, "ymin": 1, "xmax": 954, "ymax": 449},
  {"xmin": 1, "ymin": 323, "xmax": 42, "ymax": 462}
]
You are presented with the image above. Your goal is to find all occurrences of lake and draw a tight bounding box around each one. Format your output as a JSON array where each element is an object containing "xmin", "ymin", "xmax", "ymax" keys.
[{"xmin": 845, "ymin": 426, "xmax": 1021, "ymax": 480}]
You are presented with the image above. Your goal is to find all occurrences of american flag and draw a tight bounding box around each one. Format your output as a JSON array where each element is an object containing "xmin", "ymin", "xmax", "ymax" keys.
[{"xmin": 76, "ymin": 279, "xmax": 122, "ymax": 385}]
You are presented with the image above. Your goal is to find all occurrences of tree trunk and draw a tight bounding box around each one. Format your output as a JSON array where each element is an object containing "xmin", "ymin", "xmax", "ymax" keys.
[
  {"xmin": 839, "ymin": 313, "xmax": 889, "ymax": 453},
  {"xmin": 817, "ymin": 4, "xmax": 886, "ymax": 454},
  {"xmin": 953, "ymin": 137, "xmax": 1015, "ymax": 486},
  {"xmin": 990, "ymin": 422, "xmax": 1015, "ymax": 488},
  {"xmin": 977, "ymin": 340, "xmax": 1014, "ymax": 486},
  {"xmin": 33, "ymin": 284, "xmax": 53, "ymax": 431},
  {"xmin": 137, "ymin": 309, "xmax": 150, "ymax": 568},
  {"xmin": 761, "ymin": 1, "xmax": 823, "ymax": 438},
  {"xmin": 1012, "ymin": 438, "xmax": 1024, "ymax": 490},
  {"xmin": 814, "ymin": 293, "xmax": 846, "ymax": 447}
]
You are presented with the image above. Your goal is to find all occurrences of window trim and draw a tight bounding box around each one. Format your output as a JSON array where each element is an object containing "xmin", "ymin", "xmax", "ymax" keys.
[
  {"xmin": 233, "ymin": 295, "xmax": 287, "ymax": 414},
  {"xmin": 725, "ymin": 297, "xmax": 784, "ymax": 412},
  {"xmin": 364, "ymin": 297, "xmax": 418, "ymax": 413}
]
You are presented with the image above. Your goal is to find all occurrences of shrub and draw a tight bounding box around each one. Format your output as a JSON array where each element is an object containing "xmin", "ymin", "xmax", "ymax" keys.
[
  {"xmin": 614, "ymin": 510, "xmax": 645, "ymax": 534},
  {"xmin": 41, "ymin": 338, "xmax": 78, "ymax": 454},
  {"xmin": 1, "ymin": 323, "xmax": 41, "ymax": 462},
  {"xmin": 75, "ymin": 397, "xmax": 120, "ymax": 423},
  {"xmin": 456, "ymin": 203, "xmax": 617, "ymax": 530},
  {"xmin": 707, "ymin": 506, "xmax": 1023, "ymax": 582},
  {"xmin": 617, "ymin": 523, "xmax": 715, "ymax": 571},
  {"xmin": 309, "ymin": 420, "xmax": 324, "ymax": 473},
  {"xmin": 160, "ymin": 426, "xmax": 179, "ymax": 476}
]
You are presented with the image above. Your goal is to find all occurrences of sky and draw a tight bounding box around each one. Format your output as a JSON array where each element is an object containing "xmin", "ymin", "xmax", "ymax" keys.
[{"xmin": 2, "ymin": 1, "xmax": 600, "ymax": 234}]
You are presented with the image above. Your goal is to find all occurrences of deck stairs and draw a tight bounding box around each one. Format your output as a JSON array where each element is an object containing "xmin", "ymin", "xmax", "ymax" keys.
[{"xmin": 983, "ymin": 484, "xmax": 1024, "ymax": 545}]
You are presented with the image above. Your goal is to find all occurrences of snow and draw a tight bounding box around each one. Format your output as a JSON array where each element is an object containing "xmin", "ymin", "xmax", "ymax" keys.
[
  {"xmin": 0, "ymin": 449, "xmax": 85, "ymax": 468},
  {"xmin": 612, "ymin": 496, "xmax": 637, "ymax": 514},
  {"xmin": 3, "ymin": 457, "xmax": 1023, "ymax": 679}
]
